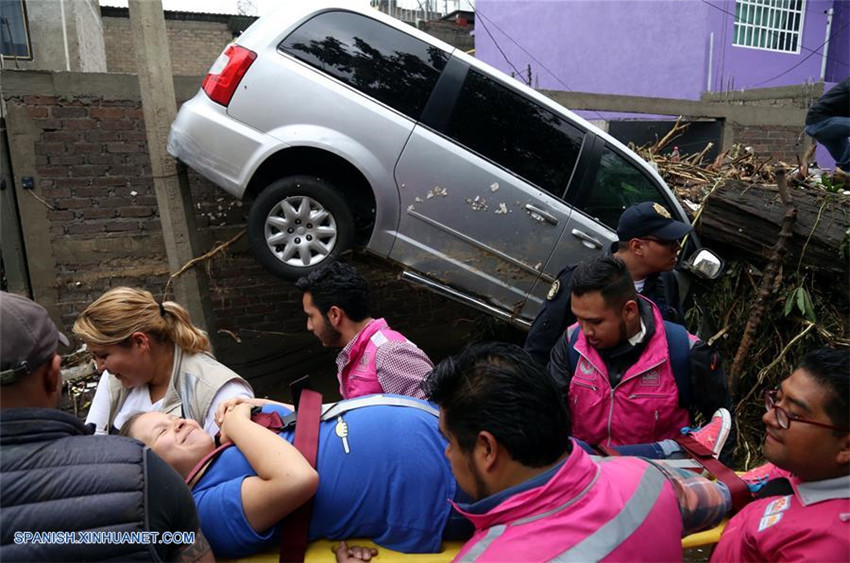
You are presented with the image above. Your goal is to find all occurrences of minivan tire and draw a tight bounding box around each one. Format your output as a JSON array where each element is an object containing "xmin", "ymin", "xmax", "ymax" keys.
[{"xmin": 247, "ymin": 175, "xmax": 354, "ymax": 280}]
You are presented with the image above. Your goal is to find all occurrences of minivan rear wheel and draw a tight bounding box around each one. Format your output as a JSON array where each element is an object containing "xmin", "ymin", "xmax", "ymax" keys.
[{"xmin": 248, "ymin": 176, "xmax": 354, "ymax": 280}]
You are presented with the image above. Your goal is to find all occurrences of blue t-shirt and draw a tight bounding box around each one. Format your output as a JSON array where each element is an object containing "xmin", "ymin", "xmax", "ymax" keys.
[{"xmin": 193, "ymin": 397, "xmax": 456, "ymax": 558}]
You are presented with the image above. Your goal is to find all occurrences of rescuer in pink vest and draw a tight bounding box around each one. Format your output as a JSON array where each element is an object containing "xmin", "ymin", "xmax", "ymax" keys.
[
  {"xmin": 422, "ymin": 342, "xmax": 730, "ymax": 562},
  {"xmin": 296, "ymin": 262, "xmax": 433, "ymax": 399},
  {"xmin": 712, "ymin": 347, "xmax": 850, "ymax": 562},
  {"xmin": 549, "ymin": 256, "xmax": 733, "ymax": 460}
]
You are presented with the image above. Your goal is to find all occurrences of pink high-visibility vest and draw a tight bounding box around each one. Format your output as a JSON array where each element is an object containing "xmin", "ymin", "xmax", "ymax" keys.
[
  {"xmin": 568, "ymin": 299, "xmax": 691, "ymax": 445},
  {"xmin": 339, "ymin": 319, "xmax": 407, "ymax": 399},
  {"xmin": 712, "ymin": 474, "xmax": 850, "ymax": 562},
  {"xmin": 453, "ymin": 444, "xmax": 682, "ymax": 562}
]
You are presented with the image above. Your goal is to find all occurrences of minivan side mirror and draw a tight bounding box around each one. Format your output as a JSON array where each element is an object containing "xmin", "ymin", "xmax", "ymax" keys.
[{"xmin": 683, "ymin": 248, "xmax": 724, "ymax": 280}]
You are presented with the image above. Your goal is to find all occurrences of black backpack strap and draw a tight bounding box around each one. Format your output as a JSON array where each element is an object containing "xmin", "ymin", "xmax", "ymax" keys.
[
  {"xmin": 663, "ymin": 321, "xmax": 693, "ymax": 409},
  {"xmin": 566, "ymin": 325, "xmax": 581, "ymax": 374}
]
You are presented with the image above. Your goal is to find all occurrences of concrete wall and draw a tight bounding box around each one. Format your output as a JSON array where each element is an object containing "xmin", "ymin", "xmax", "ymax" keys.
[
  {"xmin": 475, "ymin": 0, "xmax": 846, "ymax": 100},
  {"xmin": 74, "ymin": 0, "xmax": 107, "ymax": 73},
  {"xmin": 3, "ymin": 0, "xmax": 106, "ymax": 72}
]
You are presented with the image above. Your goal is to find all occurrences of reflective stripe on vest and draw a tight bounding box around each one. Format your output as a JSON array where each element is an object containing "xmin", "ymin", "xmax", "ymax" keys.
[
  {"xmin": 458, "ymin": 463, "xmax": 667, "ymax": 562},
  {"xmin": 460, "ymin": 525, "xmax": 507, "ymax": 563},
  {"xmin": 552, "ymin": 465, "xmax": 668, "ymax": 562},
  {"xmin": 456, "ymin": 468, "xmax": 601, "ymax": 562}
]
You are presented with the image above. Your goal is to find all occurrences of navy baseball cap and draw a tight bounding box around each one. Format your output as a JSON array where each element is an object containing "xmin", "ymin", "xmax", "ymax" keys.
[
  {"xmin": 0, "ymin": 292, "xmax": 69, "ymax": 385},
  {"xmin": 617, "ymin": 202, "xmax": 692, "ymax": 241}
]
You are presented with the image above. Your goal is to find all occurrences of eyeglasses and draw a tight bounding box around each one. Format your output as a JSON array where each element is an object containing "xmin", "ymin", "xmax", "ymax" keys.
[{"xmin": 764, "ymin": 389, "xmax": 849, "ymax": 432}]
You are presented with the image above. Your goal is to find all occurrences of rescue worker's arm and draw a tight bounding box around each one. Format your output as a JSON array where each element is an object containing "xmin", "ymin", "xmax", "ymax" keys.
[
  {"xmin": 690, "ymin": 341, "xmax": 736, "ymax": 465},
  {"xmin": 218, "ymin": 402, "xmax": 318, "ymax": 533},
  {"xmin": 649, "ymin": 461, "xmax": 732, "ymax": 536},
  {"xmin": 524, "ymin": 268, "xmax": 575, "ymax": 367}
]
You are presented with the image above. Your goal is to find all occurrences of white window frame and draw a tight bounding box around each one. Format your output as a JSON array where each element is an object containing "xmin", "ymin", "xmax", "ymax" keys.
[{"xmin": 733, "ymin": 0, "xmax": 807, "ymax": 54}]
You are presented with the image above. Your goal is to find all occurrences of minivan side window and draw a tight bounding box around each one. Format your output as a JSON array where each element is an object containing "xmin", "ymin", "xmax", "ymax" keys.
[
  {"xmin": 445, "ymin": 69, "xmax": 583, "ymax": 198},
  {"xmin": 580, "ymin": 144, "xmax": 675, "ymax": 230},
  {"xmin": 279, "ymin": 11, "xmax": 448, "ymax": 121}
]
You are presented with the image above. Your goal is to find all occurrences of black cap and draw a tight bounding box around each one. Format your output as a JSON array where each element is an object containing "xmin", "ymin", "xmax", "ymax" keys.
[
  {"xmin": 617, "ymin": 202, "xmax": 692, "ymax": 241},
  {"xmin": 0, "ymin": 292, "xmax": 69, "ymax": 385}
]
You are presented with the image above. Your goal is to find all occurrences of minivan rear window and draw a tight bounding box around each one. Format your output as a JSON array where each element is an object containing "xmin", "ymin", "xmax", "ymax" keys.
[
  {"xmin": 445, "ymin": 69, "xmax": 584, "ymax": 198},
  {"xmin": 279, "ymin": 11, "xmax": 448, "ymax": 121}
]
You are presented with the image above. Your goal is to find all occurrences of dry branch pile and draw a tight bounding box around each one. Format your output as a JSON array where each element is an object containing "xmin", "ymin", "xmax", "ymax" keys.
[{"xmin": 637, "ymin": 120, "xmax": 849, "ymax": 468}]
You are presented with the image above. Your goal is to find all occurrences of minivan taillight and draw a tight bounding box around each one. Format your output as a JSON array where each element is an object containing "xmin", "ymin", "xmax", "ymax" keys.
[{"xmin": 202, "ymin": 45, "xmax": 257, "ymax": 107}]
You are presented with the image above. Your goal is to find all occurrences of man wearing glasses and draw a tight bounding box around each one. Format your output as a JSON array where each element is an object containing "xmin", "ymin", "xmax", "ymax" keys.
[
  {"xmin": 712, "ymin": 347, "xmax": 849, "ymax": 562},
  {"xmin": 525, "ymin": 201, "xmax": 689, "ymax": 367}
]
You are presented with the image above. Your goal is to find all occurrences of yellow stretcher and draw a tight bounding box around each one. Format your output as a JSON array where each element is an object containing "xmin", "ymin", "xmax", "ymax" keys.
[
  {"xmin": 224, "ymin": 540, "xmax": 463, "ymax": 562},
  {"xmin": 226, "ymin": 520, "xmax": 727, "ymax": 562}
]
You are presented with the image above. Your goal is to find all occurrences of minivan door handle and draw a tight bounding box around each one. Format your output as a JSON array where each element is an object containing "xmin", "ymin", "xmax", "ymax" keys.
[
  {"xmin": 524, "ymin": 204, "xmax": 559, "ymax": 225},
  {"xmin": 571, "ymin": 229, "xmax": 604, "ymax": 249}
]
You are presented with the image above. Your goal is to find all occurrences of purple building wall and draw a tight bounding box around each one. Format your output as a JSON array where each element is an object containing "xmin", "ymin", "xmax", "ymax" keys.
[
  {"xmin": 825, "ymin": 0, "xmax": 850, "ymax": 81},
  {"xmin": 475, "ymin": 0, "xmax": 847, "ymax": 99}
]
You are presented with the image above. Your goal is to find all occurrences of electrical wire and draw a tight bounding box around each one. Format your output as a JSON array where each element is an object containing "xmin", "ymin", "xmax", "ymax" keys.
[
  {"xmin": 472, "ymin": 5, "xmax": 609, "ymax": 122},
  {"xmin": 472, "ymin": 6, "xmax": 525, "ymax": 78},
  {"xmin": 752, "ymin": 20, "xmax": 849, "ymax": 87},
  {"xmin": 699, "ymin": 0, "xmax": 849, "ymax": 69}
]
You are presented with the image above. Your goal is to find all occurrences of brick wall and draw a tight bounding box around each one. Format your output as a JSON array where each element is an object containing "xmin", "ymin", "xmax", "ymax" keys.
[
  {"xmin": 702, "ymin": 84, "xmax": 816, "ymax": 165},
  {"xmin": 102, "ymin": 16, "xmax": 234, "ymax": 75},
  {"xmin": 730, "ymin": 125, "xmax": 805, "ymax": 165}
]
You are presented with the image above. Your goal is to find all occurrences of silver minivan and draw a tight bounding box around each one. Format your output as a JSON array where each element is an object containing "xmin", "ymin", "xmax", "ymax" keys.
[{"xmin": 168, "ymin": 0, "xmax": 716, "ymax": 327}]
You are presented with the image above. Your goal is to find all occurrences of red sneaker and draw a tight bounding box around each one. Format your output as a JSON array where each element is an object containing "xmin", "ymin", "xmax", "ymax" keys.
[{"xmin": 686, "ymin": 408, "xmax": 731, "ymax": 458}]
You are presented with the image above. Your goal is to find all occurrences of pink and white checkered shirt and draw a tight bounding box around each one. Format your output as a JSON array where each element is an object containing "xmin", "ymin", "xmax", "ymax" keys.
[{"xmin": 335, "ymin": 320, "xmax": 433, "ymax": 399}]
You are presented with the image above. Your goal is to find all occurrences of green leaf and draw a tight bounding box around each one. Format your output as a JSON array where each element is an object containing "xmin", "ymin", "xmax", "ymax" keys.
[
  {"xmin": 783, "ymin": 289, "xmax": 796, "ymax": 317},
  {"xmin": 798, "ymin": 287, "xmax": 817, "ymax": 322}
]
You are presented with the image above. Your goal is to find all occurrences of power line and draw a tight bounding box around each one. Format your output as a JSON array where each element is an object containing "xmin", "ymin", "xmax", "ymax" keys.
[
  {"xmin": 473, "ymin": 8, "xmax": 609, "ymax": 122},
  {"xmin": 473, "ymin": 8, "xmax": 525, "ymax": 78},
  {"xmin": 699, "ymin": 0, "xmax": 849, "ymax": 69},
  {"xmin": 752, "ymin": 21, "xmax": 849, "ymax": 87}
]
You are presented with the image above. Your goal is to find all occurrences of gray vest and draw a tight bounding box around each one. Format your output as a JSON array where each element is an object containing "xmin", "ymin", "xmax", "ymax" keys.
[
  {"xmin": 107, "ymin": 345, "xmax": 251, "ymax": 433},
  {"xmin": 0, "ymin": 408, "xmax": 160, "ymax": 561}
]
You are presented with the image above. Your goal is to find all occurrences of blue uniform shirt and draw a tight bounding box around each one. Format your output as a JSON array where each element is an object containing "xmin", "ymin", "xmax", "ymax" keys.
[{"xmin": 192, "ymin": 398, "xmax": 456, "ymax": 558}]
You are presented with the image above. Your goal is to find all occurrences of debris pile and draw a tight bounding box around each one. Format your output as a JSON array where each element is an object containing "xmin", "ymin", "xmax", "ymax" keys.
[
  {"xmin": 640, "ymin": 119, "xmax": 849, "ymax": 468},
  {"xmin": 59, "ymin": 344, "xmax": 99, "ymax": 420}
]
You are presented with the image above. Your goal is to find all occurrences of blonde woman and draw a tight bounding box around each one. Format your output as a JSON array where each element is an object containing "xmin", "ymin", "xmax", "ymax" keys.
[{"xmin": 75, "ymin": 287, "xmax": 253, "ymax": 436}]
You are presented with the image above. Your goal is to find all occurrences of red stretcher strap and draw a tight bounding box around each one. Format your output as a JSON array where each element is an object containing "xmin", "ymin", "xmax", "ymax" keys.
[
  {"xmin": 675, "ymin": 434, "xmax": 752, "ymax": 513},
  {"xmin": 278, "ymin": 389, "xmax": 323, "ymax": 563},
  {"xmin": 185, "ymin": 442, "xmax": 232, "ymax": 485}
]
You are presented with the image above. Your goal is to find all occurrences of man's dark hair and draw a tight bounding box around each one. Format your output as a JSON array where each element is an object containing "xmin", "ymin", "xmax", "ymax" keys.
[
  {"xmin": 295, "ymin": 261, "xmax": 369, "ymax": 321},
  {"xmin": 423, "ymin": 342, "xmax": 571, "ymax": 467},
  {"xmin": 797, "ymin": 347, "xmax": 849, "ymax": 430},
  {"xmin": 570, "ymin": 256, "xmax": 637, "ymax": 310}
]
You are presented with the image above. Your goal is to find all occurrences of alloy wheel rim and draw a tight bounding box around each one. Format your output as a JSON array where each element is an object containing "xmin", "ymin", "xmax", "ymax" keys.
[{"xmin": 264, "ymin": 195, "xmax": 338, "ymax": 267}]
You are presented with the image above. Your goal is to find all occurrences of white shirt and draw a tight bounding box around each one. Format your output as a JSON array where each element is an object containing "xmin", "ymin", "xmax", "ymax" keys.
[{"xmin": 85, "ymin": 372, "xmax": 252, "ymax": 437}]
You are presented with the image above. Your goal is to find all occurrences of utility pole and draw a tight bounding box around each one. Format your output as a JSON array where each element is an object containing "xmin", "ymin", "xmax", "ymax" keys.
[{"xmin": 127, "ymin": 0, "xmax": 216, "ymax": 339}]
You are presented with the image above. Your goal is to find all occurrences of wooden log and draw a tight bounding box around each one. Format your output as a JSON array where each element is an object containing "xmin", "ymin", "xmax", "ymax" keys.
[{"xmin": 698, "ymin": 180, "xmax": 849, "ymax": 274}]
